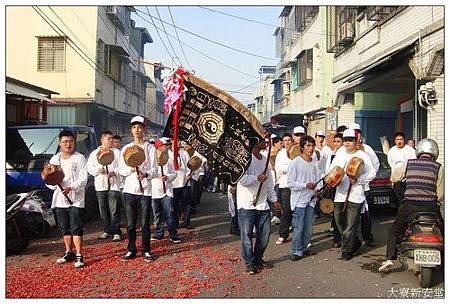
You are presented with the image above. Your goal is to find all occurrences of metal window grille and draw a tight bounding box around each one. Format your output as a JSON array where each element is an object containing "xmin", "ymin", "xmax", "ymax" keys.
[{"xmin": 37, "ymin": 37, "xmax": 65, "ymax": 71}]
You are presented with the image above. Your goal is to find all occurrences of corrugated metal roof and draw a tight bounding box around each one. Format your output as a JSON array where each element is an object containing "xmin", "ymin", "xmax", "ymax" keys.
[{"xmin": 6, "ymin": 82, "xmax": 55, "ymax": 103}]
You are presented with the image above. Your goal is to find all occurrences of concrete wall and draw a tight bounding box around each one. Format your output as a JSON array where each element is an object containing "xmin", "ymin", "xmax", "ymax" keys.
[
  {"xmin": 337, "ymin": 102, "xmax": 355, "ymax": 127},
  {"xmin": 6, "ymin": 6, "xmax": 97, "ymax": 98},
  {"xmin": 354, "ymin": 92, "xmax": 402, "ymax": 111},
  {"xmin": 427, "ymin": 74, "xmax": 444, "ymax": 165}
]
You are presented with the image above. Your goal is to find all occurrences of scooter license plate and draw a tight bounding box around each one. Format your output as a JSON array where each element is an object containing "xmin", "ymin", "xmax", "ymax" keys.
[
  {"xmin": 373, "ymin": 196, "xmax": 390, "ymax": 205},
  {"xmin": 414, "ymin": 249, "xmax": 441, "ymax": 266},
  {"xmin": 43, "ymin": 210, "xmax": 56, "ymax": 227}
]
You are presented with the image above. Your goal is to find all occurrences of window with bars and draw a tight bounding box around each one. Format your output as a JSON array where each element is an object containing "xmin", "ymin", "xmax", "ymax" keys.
[
  {"xmin": 37, "ymin": 37, "xmax": 66, "ymax": 71},
  {"xmin": 297, "ymin": 48, "xmax": 313, "ymax": 85}
]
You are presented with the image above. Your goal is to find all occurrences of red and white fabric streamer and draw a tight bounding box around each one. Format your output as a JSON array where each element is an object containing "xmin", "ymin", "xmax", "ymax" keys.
[{"xmin": 162, "ymin": 67, "xmax": 188, "ymax": 170}]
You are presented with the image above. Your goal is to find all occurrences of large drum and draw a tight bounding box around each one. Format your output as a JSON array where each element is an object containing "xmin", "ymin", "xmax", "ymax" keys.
[
  {"xmin": 123, "ymin": 145, "xmax": 145, "ymax": 168},
  {"xmin": 41, "ymin": 164, "xmax": 65, "ymax": 186},
  {"xmin": 346, "ymin": 157, "xmax": 364, "ymax": 180},
  {"xmin": 319, "ymin": 198, "xmax": 334, "ymax": 214},
  {"xmin": 324, "ymin": 166, "xmax": 345, "ymax": 188},
  {"xmin": 156, "ymin": 148, "xmax": 169, "ymax": 167},
  {"xmin": 96, "ymin": 147, "xmax": 114, "ymax": 166},
  {"xmin": 187, "ymin": 155, "xmax": 202, "ymax": 171},
  {"xmin": 287, "ymin": 144, "xmax": 301, "ymax": 160}
]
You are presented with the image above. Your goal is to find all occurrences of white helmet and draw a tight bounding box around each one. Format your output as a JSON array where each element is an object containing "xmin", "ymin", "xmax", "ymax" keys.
[{"xmin": 416, "ymin": 138, "xmax": 439, "ymax": 160}]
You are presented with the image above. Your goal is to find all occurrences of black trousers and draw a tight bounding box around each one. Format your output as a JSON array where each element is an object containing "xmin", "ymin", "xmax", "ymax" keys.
[
  {"xmin": 386, "ymin": 200, "xmax": 442, "ymax": 260},
  {"xmin": 279, "ymin": 188, "xmax": 292, "ymax": 239}
]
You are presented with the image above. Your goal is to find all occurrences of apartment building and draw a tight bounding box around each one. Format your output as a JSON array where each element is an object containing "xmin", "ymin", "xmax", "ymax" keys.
[
  {"xmin": 6, "ymin": 6, "xmax": 155, "ymax": 136},
  {"xmin": 327, "ymin": 6, "xmax": 444, "ymax": 162}
]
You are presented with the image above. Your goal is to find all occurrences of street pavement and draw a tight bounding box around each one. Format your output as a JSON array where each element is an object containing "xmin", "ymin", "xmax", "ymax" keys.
[{"xmin": 6, "ymin": 192, "xmax": 444, "ymax": 299}]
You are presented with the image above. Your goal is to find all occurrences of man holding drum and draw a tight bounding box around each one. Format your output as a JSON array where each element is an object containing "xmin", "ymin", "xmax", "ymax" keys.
[
  {"xmin": 87, "ymin": 130, "xmax": 122, "ymax": 242},
  {"xmin": 45, "ymin": 129, "xmax": 88, "ymax": 268},
  {"xmin": 118, "ymin": 116, "xmax": 156, "ymax": 262},
  {"xmin": 286, "ymin": 135, "xmax": 320, "ymax": 260},
  {"xmin": 329, "ymin": 129, "xmax": 376, "ymax": 260}
]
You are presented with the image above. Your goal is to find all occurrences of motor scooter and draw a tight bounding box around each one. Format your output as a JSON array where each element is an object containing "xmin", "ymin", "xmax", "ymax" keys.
[
  {"xmin": 6, "ymin": 192, "xmax": 33, "ymax": 255},
  {"xmin": 398, "ymin": 211, "xmax": 444, "ymax": 288},
  {"xmin": 21, "ymin": 193, "xmax": 56, "ymax": 238}
]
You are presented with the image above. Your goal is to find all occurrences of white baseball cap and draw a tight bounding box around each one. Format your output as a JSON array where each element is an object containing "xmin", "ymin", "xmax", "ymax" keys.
[
  {"xmin": 130, "ymin": 115, "xmax": 145, "ymax": 125},
  {"xmin": 315, "ymin": 130, "xmax": 326, "ymax": 137},
  {"xmin": 160, "ymin": 137, "xmax": 171, "ymax": 145},
  {"xmin": 349, "ymin": 123, "xmax": 361, "ymax": 130},
  {"xmin": 270, "ymin": 134, "xmax": 277, "ymax": 139},
  {"xmin": 293, "ymin": 126, "xmax": 305, "ymax": 135},
  {"xmin": 342, "ymin": 129, "xmax": 356, "ymax": 138}
]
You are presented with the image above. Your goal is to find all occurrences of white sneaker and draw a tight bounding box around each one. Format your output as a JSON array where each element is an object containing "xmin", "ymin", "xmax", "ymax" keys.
[
  {"xmin": 307, "ymin": 242, "xmax": 313, "ymax": 248},
  {"xmin": 98, "ymin": 232, "xmax": 111, "ymax": 239},
  {"xmin": 378, "ymin": 260, "xmax": 394, "ymax": 272},
  {"xmin": 74, "ymin": 255, "xmax": 85, "ymax": 268},
  {"xmin": 112, "ymin": 234, "xmax": 121, "ymax": 242}
]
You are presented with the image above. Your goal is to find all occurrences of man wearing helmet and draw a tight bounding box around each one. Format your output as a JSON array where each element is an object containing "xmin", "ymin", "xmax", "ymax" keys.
[{"xmin": 379, "ymin": 138, "xmax": 444, "ymax": 272}]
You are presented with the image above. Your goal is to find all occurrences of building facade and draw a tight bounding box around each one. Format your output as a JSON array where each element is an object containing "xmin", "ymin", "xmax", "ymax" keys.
[
  {"xmin": 327, "ymin": 6, "xmax": 444, "ymax": 163},
  {"xmin": 6, "ymin": 6, "xmax": 154, "ymax": 137}
]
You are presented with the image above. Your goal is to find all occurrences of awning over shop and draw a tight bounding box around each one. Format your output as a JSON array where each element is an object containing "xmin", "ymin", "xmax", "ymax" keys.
[{"xmin": 6, "ymin": 77, "xmax": 57, "ymax": 103}]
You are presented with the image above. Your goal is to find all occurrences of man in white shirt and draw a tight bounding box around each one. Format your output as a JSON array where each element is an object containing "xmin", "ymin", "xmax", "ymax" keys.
[
  {"xmin": 118, "ymin": 116, "xmax": 156, "ymax": 262},
  {"xmin": 87, "ymin": 130, "xmax": 122, "ymax": 242},
  {"xmin": 237, "ymin": 140, "xmax": 280, "ymax": 275},
  {"xmin": 387, "ymin": 131, "xmax": 416, "ymax": 170},
  {"xmin": 329, "ymin": 129, "xmax": 376, "ymax": 260},
  {"xmin": 292, "ymin": 126, "xmax": 306, "ymax": 145},
  {"xmin": 274, "ymin": 133, "xmax": 294, "ymax": 244},
  {"xmin": 46, "ymin": 129, "xmax": 88, "ymax": 268},
  {"xmin": 151, "ymin": 138, "xmax": 181, "ymax": 243},
  {"xmin": 287, "ymin": 135, "xmax": 320, "ymax": 260},
  {"xmin": 170, "ymin": 142, "xmax": 193, "ymax": 230}
]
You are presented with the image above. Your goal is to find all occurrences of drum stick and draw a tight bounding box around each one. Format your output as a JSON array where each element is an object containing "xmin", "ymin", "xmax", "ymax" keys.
[
  {"xmin": 136, "ymin": 167, "xmax": 144, "ymax": 193},
  {"xmin": 58, "ymin": 184, "xmax": 73, "ymax": 205},
  {"xmin": 105, "ymin": 165, "xmax": 111, "ymax": 191},
  {"xmin": 253, "ymin": 137, "xmax": 271, "ymax": 207},
  {"xmin": 161, "ymin": 165, "xmax": 167, "ymax": 193}
]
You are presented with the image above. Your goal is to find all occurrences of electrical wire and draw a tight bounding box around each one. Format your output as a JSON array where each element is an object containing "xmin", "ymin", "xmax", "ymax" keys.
[
  {"xmin": 135, "ymin": 7, "xmax": 276, "ymax": 61},
  {"xmin": 134, "ymin": 11, "xmax": 259, "ymax": 79},
  {"xmin": 167, "ymin": 6, "xmax": 193, "ymax": 71},
  {"xmin": 154, "ymin": 6, "xmax": 182, "ymax": 66},
  {"xmin": 145, "ymin": 6, "xmax": 175, "ymax": 67}
]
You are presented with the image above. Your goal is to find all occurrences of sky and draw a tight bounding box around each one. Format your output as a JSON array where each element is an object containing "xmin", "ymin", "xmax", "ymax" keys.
[{"xmin": 132, "ymin": 6, "xmax": 282, "ymax": 104}]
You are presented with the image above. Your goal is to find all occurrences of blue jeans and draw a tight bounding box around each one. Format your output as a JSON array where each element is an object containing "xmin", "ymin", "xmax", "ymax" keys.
[
  {"xmin": 55, "ymin": 206, "xmax": 84, "ymax": 236},
  {"xmin": 123, "ymin": 194, "xmax": 152, "ymax": 254},
  {"xmin": 96, "ymin": 190, "xmax": 122, "ymax": 235},
  {"xmin": 334, "ymin": 201, "xmax": 363, "ymax": 254},
  {"xmin": 238, "ymin": 208, "xmax": 271, "ymax": 267},
  {"xmin": 291, "ymin": 205, "xmax": 315, "ymax": 256},
  {"xmin": 152, "ymin": 196, "xmax": 178, "ymax": 238},
  {"xmin": 190, "ymin": 179, "xmax": 200, "ymax": 209},
  {"xmin": 173, "ymin": 187, "xmax": 192, "ymax": 226}
]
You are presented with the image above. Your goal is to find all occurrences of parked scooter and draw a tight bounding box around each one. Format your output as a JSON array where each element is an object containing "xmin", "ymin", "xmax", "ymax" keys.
[
  {"xmin": 21, "ymin": 194, "xmax": 56, "ymax": 238},
  {"xmin": 6, "ymin": 192, "xmax": 33, "ymax": 255},
  {"xmin": 398, "ymin": 211, "xmax": 444, "ymax": 288}
]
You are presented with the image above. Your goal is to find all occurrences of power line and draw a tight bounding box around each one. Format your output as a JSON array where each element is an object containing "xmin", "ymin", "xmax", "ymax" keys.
[
  {"xmin": 154, "ymin": 6, "xmax": 182, "ymax": 66},
  {"xmin": 134, "ymin": 11, "xmax": 258, "ymax": 79},
  {"xmin": 167, "ymin": 6, "xmax": 193, "ymax": 71},
  {"xmin": 32, "ymin": 7, "xmax": 147, "ymax": 116},
  {"xmin": 228, "ymin": 80, "xmax": 260, "ymax": 94},
  {"xmin": 145, "ymin": 6, "xmax": 174, "ymax": 67},
  {"xmin": 135, "ymin": 7, "xmax": 277, "ymax": 61}
]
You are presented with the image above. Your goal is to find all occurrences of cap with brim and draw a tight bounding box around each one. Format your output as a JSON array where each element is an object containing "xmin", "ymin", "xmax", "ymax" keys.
[
  {"xmin": 315, "ymin": 130, "xmax": 326, "ymax": 137},
  {"xmin": 342, "ymin": 129, "xmax": 356, "ymax": 139},
  {"xmin": 293, "ymin": 126, "xmax": 305, "ymax": 134},
  {"xmin": 131, "ymin": 116, "xmax": 145, "ymax": 125},
  {"xmin": 349, "ymin": 123, "xmax": 361, "ymax": 130},
  {"xmin": 270, "ymin": 134, "xmax": 277, "ymax": 139}
]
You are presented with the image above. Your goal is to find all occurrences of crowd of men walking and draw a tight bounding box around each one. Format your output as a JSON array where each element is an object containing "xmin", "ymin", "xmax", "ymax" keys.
[
  {"xmin": 44, "ymin": 115, "xmax": 443, "ymax": 277},
  {"xmin": 227, "ymin": 124, "xmax": 444, "ymax": 275}
]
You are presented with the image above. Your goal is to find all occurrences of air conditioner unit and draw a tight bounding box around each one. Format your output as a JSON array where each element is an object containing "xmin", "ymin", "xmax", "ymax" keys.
[{"xmin": 106, "ymin": 6, "xmax": 118, "ymax": 15}]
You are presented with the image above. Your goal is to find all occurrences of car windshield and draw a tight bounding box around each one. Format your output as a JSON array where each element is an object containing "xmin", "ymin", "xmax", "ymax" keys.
[
  {"xmin": 376, "ymin": 152, "xmax": 390, "ymax": 170},
  {"xmin": 6, "ymin": 127, "xmax": 64, "ymax": 170}
]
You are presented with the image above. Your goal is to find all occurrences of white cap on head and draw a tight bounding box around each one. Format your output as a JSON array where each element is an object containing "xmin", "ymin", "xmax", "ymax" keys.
[
  {"xmin": 315, "ymin": 130, "xmax": 326, "ymax": 137},
  {"xmin": 343, "ymin": 129, "xmax": 356, "ymax": 138},
  {"xmin": 131, "ymin": 115, "xmax": 145, "ymax": 125},
  {"xmin": 293, "ymin": 126, "xmax": 305, "ymax": 135},
  {"xmin": 160, "ymin": 137, "xmax": 171, "ymax": 145},
  {"xmin": 349, "ymin": 123, "xmax": 361, "ymax": 130},
  {"xmin": 270, "ymin": 134, "xmax": 277, "ymax": 139}
]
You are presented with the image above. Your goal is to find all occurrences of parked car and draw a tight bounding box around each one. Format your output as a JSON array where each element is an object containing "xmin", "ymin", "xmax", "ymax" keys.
[
  {"xmin": 6, "ymin": 125, "xmax": 99, "ymax": 221},
  {"xmin": 367, "ymin": 151, "xmax": 398, "ymax": 209}
]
